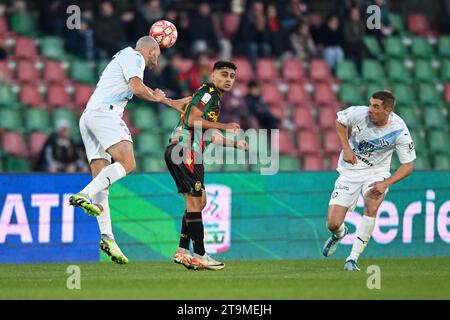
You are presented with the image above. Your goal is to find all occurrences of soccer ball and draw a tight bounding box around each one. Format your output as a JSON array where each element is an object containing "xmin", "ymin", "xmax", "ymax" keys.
[{"xmin": 149, "ymin": 20, "xmax": 178, "ymax": 49}]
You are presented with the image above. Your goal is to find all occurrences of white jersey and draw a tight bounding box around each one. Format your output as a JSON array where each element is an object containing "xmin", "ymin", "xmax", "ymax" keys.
[
  {"xmin": 86, "ymin": 47, "xmax": 145, "ymax": 115},
  {"xmin": 336, "ymin": 106, "xmax": 416, "ymax": 174}
]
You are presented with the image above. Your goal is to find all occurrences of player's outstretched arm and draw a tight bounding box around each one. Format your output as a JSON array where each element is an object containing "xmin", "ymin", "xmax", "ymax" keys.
[
  {"xmin": 210, "ymin": 129, "xmax": 249, "ymax": 151},
  {"xmin": 336, "ymin": 120, "xmax": 357, "ymax": 164}
]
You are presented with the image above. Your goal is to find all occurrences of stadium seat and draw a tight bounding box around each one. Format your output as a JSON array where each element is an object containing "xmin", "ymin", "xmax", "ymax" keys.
[
  {"xmin": 0, "ymin": 15, "xmax": 9, "ymax": 34},
  {"xmin": 287, "ymin": 83, "xmax": 310, "ymax": 106},
  {"xmin": 0, "ymin": 61, "xmax": 12, "ymax": 83},
  {"xmin": 391, "ymin": 83, "xmax": 415, "ymax": 105},
  {"xmin": 336, "ymin": 60, "xmax": 360, "ymax": 83},
  {"xmin": 414, "ymin": 154, "xmax": 431, "ymax": 169},
  {"xmin": 43, "ymin": 60, "xmax": 67, "ymax": 83},
  {"xmin": 385, "ymin": 37, "xmax": 407, "ymax": 59},
  {"xmin": 339, "ymin": 83, "xmax": 365, "ymax": 105},
  {"xmin": 233, "ymin": 57, "xmax": 254, "ymax": 83},
  {"xmin": 261, "ymin": 83, "xmax": 282, "ymax": 105},
  {"xmin": 411, "ymin": 37, "xmax": 433, "ymax": 58},
  {"xmin": 20, "ymin": 84, "xmax": 44, "ymax": 108},
  {"xmin": 309, "ymin": 59, "xmax": 333, "ymax": 84},
  {"xmin": 313, "ymin": 83, "xmax": 337, "ymax": 105},
  {"xmin": 96, "ymin": 59, "xmax": 110, "ymax": 77},
  {"xmin": 29, "ymin": 132, "xmax": 49, "ymax": 157},
  {"xmin": 73, "ymin": 83, "xmax": 94, "ymax": 110},
  {"xmin": 51, "ymin": 108, "xmax": 77, "ymax": 129},
  {"xmin": 40, "ymin": 36, "xmax": 67, "ymax": 60},
  {"xmin": 302, "ymin": 154, "xmax": 324, "ymax": 171},
  {"xmin": 440, "ymin": 59, "xmax": 450, "ymax": 82},
  {"xmin": 389, "ymin": 13, "xmax": 406, "ymax": 34},
  {"xmin": 438, "ymin": 36, "xmax": 450, "ymax": 58},
  {"xmin": 161, "ymin": 108, "xmax": 182, "ymax": 131},
  {"xmin": 14, "ymin": 37, "xmax": 38, "ymax": 59},
  {"xmin": 4, "ymin": 156, "xmax": 31, "ymax": 172},
  {"xmin": 9, "ymin": 12, "xmax": 38, "ymax": 36},
  {"xmin": 1, "ymin": 132, "xmax": 28, "ymax": 157},
  {"xmin": 0, "ymin": 109, "xmax": 23, "ymax": 132},
  {"xmin": 387, "ymin": 60, "xmax": 412, "ymax": 84},
  {"xmin": 362, "ymin": 59, "xmax": 385, "ymax": 82},
  {"xmin": 279, "ymin": 155, "xmax": 301, "ymax": 171},
  {"xmin": 223, "ymin": 13, "xmax": 241, "ymax": 38},
  {"xmin": 297, "ymin": 131, "xmax": 320, "ymax": 156},
  {"xmin": 396, "ymin": 107, "xmax": 422, "ymax": 127},
  {"xmin": 140, "ymin": 156, "xmax": 167, "ymax": 172},
  {"xmin": 434, "ymin": 154, "xmax": 450, "ymax": 169},
  {"xmin": 0, "ymin": 84, "xmax": 18, "ymax": 105},
  {"xmin": 16, "ymin": 60, "xmax": 40, "ymax": 84},
  {"xmin": 24, "ymin": 108, "xmax": 50, "ymax": 133},
  {"xmin": 293, "ymin": 107, "xmax": 315, "ymax": 130},
  {"xmin": 424, "ymin": 108, "xmax": 446, "ymax": 129},
  {"xmin": 256, "ymin": 59, "xmax": 278, "ymax": 82},
  {"xmin": 132, "ymin": 106, "xmax": 159, "ymax": 132},
  {"xmin": 47, "ymin": 84, "xmax": 71, "ymax": 109},
  {"xmin": 136, "ymin": 132, "xmax": 163, "ymax": 156},
  {"xmin": 407, "ymin": 14, "xmax": 431, "ymax": 36},
  {"xmin": 427, "ymin": 130, "xmax": 449, "ymax": 153},
  {"xmin": 445, "ymin": 83, "xmax": 450, "ymax": 102},
  {"xmin": 69, "ymin": 59, "xmax": 97, "ymax": 84},
  {"xmin": 364, "ymin": 36, "xmax": 382, "ymax": 57},
  {"xmin": 418, "ymin": 83, "xmax": 442, "ymax": 105},
  {"xmin": 278, "ymin": 130, "xmax": 296, "ymax": 156},
  {"xmin": 323, "ymin": 130, "xmax": 341, "ymax": 155},
  {"xmin": 414, "ymin": 60, "xmax": 436, "ymax": 83},
  {"xmin": 318, "ymin": 106, "xmax": 337, "ymax": 130},
  {"xmin": 282, "ymin": 59, "xmax": 305, "ymax": 83},
  {"xmin": 409, "ymin": 128, "xmax": 427, "ymax": 156}
]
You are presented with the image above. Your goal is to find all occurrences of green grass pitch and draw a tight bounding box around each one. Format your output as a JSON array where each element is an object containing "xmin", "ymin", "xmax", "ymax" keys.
[{"xmin": 0, "ymin": 257, "xmax": 449, "ymax": 299}]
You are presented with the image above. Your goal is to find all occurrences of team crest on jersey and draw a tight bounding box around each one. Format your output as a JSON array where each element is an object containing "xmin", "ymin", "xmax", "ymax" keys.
[
  {"xmin": 201, "ymin": 93, "xmax": 212, "ymax": 104},
  {"xmin": 195, "ymin": 181, "xmax": 202, "ymax": 191}
]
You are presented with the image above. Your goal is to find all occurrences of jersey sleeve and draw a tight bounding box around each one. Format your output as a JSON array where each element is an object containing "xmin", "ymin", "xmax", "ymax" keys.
[
  {"xmin": 191, "ymin": 89, "xmax": 214, "ymax": 112},
  {"xmin": 118, "ymin": 52, "xmax": 145, "ymax": 82},
  {"xmin": 336, "ymin": 106, "xmax": 367, "ymax": 127},
  {"xmin": 395, "ymin": 126, "xmax": 416, "ymax": 164}
]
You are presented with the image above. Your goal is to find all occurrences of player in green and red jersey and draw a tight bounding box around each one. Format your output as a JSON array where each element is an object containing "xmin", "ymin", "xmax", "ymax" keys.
[{"xmin": 165, "ymin": 61, "xmax": 248, "ymax": 270}]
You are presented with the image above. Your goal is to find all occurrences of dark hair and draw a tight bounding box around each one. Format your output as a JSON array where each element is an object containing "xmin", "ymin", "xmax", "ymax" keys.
[
  {"xmin": 371, "ymin": 90, "xmax": 396, "ymax": 109},
  {"xmin": 213, "ymin": 61, "xmax": 237, "ymax": 71}
]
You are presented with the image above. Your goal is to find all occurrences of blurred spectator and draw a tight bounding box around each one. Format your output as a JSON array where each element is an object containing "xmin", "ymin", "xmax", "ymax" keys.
[
  {"xmin": 342, "ymin": 6, "xmax": 373, "ymax": 71},
  {"xmin": 366, "ymin": 0, "xmax": 395, "ymax": 43},
  {"xmin": 245, "ymin": 80, "xmax": 281, "ymax": 130},
  {"xmin": 37, "ymin": 0, "xmax": 66, "ymax": 37},
  {"xmin": 221, "ymin": 87, "xmax": 259, "ymax": 130},
  {"xmin": 267, "ymin": 3, "xmax": 291, "ymax": 56},
  {"xmin": 66, "ymin": 18, "xmax": 96, "ymax": 60},
  {"xmin": 140, "ymin": 0, "xmax": 164, "ymax": 26},
  {"xmin": 188, "ymin": 2, "xmax": 220, "ymax": 56},
  {"xmin": 336, "ymin": 0, "xmax": 369, "ymax": 19},
  {"xmin": 440, "ymin": 0, "xmax": 450, "ymax": 34},
  {"xmin": 162, "ymin": 7, "xmax": 190, "ymax": 56},
  {"xmin": 234, "ymin": 1, "xmax": 271, "ymax": 70},
  {"xmin": 315, "ymin": 14, "xmax": 345, "ymax": 71},
  {"xmin": 186, "ymin": 52, "xmax": 211, "ymax": 92},
  {"xmin": 279, "ymin": 0, "xmax": 308, "ymax": 33},
  {"xmin": 94, "ymin": 0, "xmax": 128, "ymax": 57},
  {"xmin": 122, "ymin": 4, "xmax": 151, "ymax": 44},
  {"xmin": 36, "ymin": 120, "xmax": 88, "ymax": 173},
  {"xmin": 289, "ymin": 21, "xmax": 318, "ymax": 61},
  {"xmin": 159, "ymin": 52, "xmax": 189, "ymax": 98}
]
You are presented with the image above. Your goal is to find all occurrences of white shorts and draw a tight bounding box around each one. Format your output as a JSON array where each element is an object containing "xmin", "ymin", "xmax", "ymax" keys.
[
  {"xmin": 328, "ymin": 170, "xmax": 390, "ymax": 211},
  {"xmin": 79, "ymin": 108, "xmax": 133, "ymax": 163}
]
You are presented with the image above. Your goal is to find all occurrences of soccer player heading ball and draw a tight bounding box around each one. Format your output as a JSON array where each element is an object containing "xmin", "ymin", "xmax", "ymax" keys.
[
  {"xmin": 165, "ymin": 61, "xmax": 249, "ymax": 270},
  {"xmin": 322, "ymin": 91, "xmax": 416, "ymax": 271}
]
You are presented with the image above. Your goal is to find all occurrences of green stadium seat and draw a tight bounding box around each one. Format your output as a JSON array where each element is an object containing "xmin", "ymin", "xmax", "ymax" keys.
[
  {"xmin": 411, "ymin": 37, "xmax": 433, "ymax": 58},
  {"xmin": 279, "ymin": 155, "xmax": 301, "ymax": 171},
  {"xmin": 390, "ymin": 154, "xmax": 401, "ymax": 171},
  {"xmin": 25, "ymin": 108, "xmax": 50, "ymax": 132},
  {"xmin": 69, "ymin": 60, "xmax": 97, "ymax": 84},
  {"xmin": 96, "ymin": 59, "xmax": 110, "ymax": 77},
  {"xmin": 424, "ymin": 108, "xmax": 446, "ymax": 129},
  {"xmin": 409, "ymin": 128, "xmax": 427, "ymax": 156},
  {"xmin": 414, "ymin": 154, "xmax": 431, "ymax": 170},
  {"xmin": 440, "ymin": 59, "xmax": 450, "ymax": 81},
  {"xmin": 414, "ymin": 60, "xmax": 436, "ymax": 83},
  {"xmin": 391, "ymin": 84, "xmax": 415, "ymax": 105},
  {"xmin": 366, "ymin": 82, "xmax": 389, "ymax": 100},
  {"xmin": 418, "ymin": 83, "xmax": 442, "ymax": 105},
  {"xmin": 427, "ymin": 130, "xmax": 449, "ymax": 153},
  {"xmin": 132, "ymin": 107, "xmax": 158, "ymax": 131},
  {"xmin": 362, "ymin": 59, "xmax": 385, "ymax": 82},
  {"xmin": 9, "ymin": 12, "xmax": 38, "ymax": 36},
  {"xmin": 161, "ymin": 108, "xmax": 182, "ymax": 131},
  {"xmin": 40, "ymin": 36, "xmax": 67, "ymax": 60},
  {"xmin": 52, "ymin": 108, "xmax": 78, "ymax": 129},
  {"xmin": 339, "ymin": 83, "xmax": 365, "ymax": 105},
  {"xmin": 386, "ymin": 60, "xmax": 412, "ymax": 84},
  {"xmin": 396, "ymin": 107, "xmax": 422, "ymax": 127},
  {"xmin": 434, "ymin": 154, "xmax": 450, "ymax": 169},
  {"xmin": 140, "ymin": 156, "xmax": 166, "ymax": 172},
  {"xmin": 438, "ymin": 36, "xmax": 450, "ymax": 58},
  {"xmin": 336, "ymin": 60, "xmax": 360, "ymax": 83},
  {"xmin": 389, "ymin": 13, "xmax": 406, "ymax": 34},
  {"xmin": 0, "ymin": 109, "xmax": 23, "ymax": 132},
  {"xmin": 4, "ymin": 156, "xmax": 31, "ymax": 172},
  {"xmin": 136, "ymin": 132, "xmax": 163, "ymax": 156},
  {"xmin": 385, "ymin": 37, "xmax": 407, "ymax": 59},
  {"xmin": 364, "ymin": 36, "xmax": 383, "ymax": 58},
  {"xmin": 0, "ymin": 84, "xmax": 19, "ymax": 105}
]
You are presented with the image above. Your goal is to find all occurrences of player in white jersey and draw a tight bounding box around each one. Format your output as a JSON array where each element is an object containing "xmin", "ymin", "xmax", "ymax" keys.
[
  {"xmin": 322, "ymin": 91, "xmax": 416, "ymax": 271},
  {"xmin": 68, "ymin": 36, "xmax": 190, "ymax": 264}
]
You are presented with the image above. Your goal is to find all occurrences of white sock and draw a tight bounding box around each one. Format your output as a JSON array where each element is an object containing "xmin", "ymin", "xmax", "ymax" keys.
[
  {"xmin": 93, "ymin": 189, "xmax": 113, "ymax": 239},
  {"xmin": 80, "ymin": 162, "xmax": 126, "ymax": 199},
  {"xmin": 347, "ymin": 215, "xmax": 376, "ymax": 262},
  {"xmin": 332, "ymin": 222, "xmax": 346, "ymax": 238}
]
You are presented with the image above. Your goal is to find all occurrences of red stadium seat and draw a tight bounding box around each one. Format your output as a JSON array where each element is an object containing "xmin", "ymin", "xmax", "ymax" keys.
[
  {"xmin": 282, "ymin": 59, "xmax": 305, "ymax": 83},
  {"xmin": 318, "ymin": 106, "xmax": 337, "ymax": 130},
  {"xmin": 256, "ymin": 58, "xmax": 278, "ymax": 82},
  {"xmin": 0, "ymin": 60, "xmax": 12, "ymax": 82},
  {"xmin": 287, "ymin": 83, "xmax": 310, "ymax": 106},
  {"xmin": 122, "ymin": 110, "xmax": 141, "ymax": 137},
  {"xmin": 20, "ymin": 84, "xmax": 45, "ymax": 108},
  {"xmin": 235, "ymin": 82, "xmax": 248, "ymax": 96},
  {"xmin": 211, "ymin": 14, "xmax": 224, "ymax": 37},
  {"xmin": 261, "ymin": 83, "xmax": 282, "ymax": 105},
  {"xmin": 73, "ymin": 83, "xmax": 94, "ymax": 109},
  {"xmin": 323, "ymin": 130, "xmax": 341, "ymax": 155},
  {"xmin": 0, "ymin": 16, "xmax": 9, "ymax": 34},
  {"xmin": 268, "ymin": 104, "xmax": 286, "ymax": 119},
  {"xmin": 309, "ymin": 59, "xmax": 333, "ymax": 84},
  {"xmin": 407, "ymin": 14, "xmax": 431, "ymax": 36},
  {"xmin": 277, "ymin": 129, "xmax": 296, "ymax": 156},
  {"xmin": 303, "ymin": 154, "xmax": 325, "ymax": 170},
  {"xmin": 293, "ymin": 107, "xmax": 315, "ymax": 130},
  {"xmin": 313, "ymin": 83, "xmax": 337, "ymax": 105},
  {"xmin": 29, "ymin": 131, "xmax": 49, "ymax": 157},
  {"xmin": 14, "ymin": 37, "xmax": 38, "ymax": 59},
  {"xmin": 223, "ymin": 13, "xmax": 241, "ymax": 38},
  {"xmin": 444, "ymin": 83, "xmax": 450, "ymax": 103},
  {"xmin": 43, "ymin": 60, "xmax": 67, "ymax": 83},
  {"xmin": 16, "ymin": 60, "xmax": 40, "ymax": 84},
  {"xmin": 1, "ymin": 131, "xmax": 29, "ymax": 157},
  {"xmin": 234, "ymin": 57, "xmax": 254, "ymax": 84},
  {"xmin": 297, "ymin": 130, "xmax": 320, "ymax": 156},
  {"xmin": 47, "ymin": 84, "xmax": 71, "ymax": 109},
  {"xmin": 329, "ymin": 152, "xmax": 341, "ymax": 169}
]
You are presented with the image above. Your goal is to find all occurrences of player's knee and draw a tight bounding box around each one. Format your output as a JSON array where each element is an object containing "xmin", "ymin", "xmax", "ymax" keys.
[
  {"xmin": 327, "ymin": 221, "xmax": 341, "ymax": 231},
  {"xmin": 116, "ymin": 157, "xmax": 136, "ymax": 174}
]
